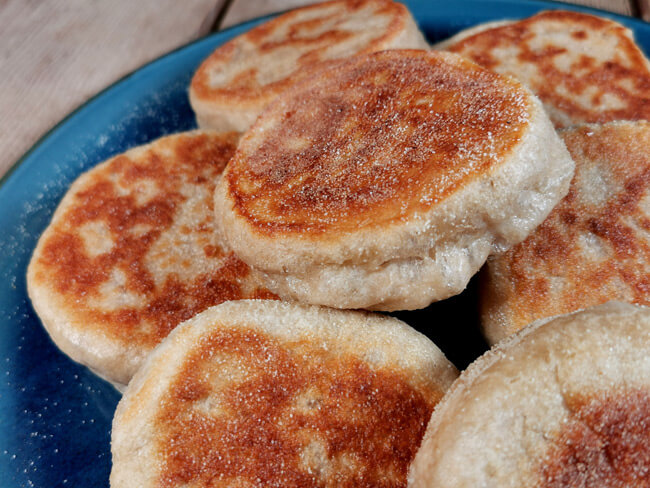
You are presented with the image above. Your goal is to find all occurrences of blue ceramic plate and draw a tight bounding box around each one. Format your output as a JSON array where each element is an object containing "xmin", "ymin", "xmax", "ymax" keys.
[{"xmin": 2, "ymin": 1, "xmax": 648, "ymax": 486}]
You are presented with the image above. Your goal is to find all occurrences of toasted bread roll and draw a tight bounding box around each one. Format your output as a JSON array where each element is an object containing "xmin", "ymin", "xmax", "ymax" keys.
[
  {"xmin": 190, "ymin": 0, "xmax": 428, "ymax": 133},
  {"xmin": 437, "ymin": 10, "xmax": 650, "ymax": 128},
  {"xmin": 481, "ymin": 121, "xmax": 650, "ymax": 344},
  {"xmin": 110, "ymin": 300, "xmax": 458, "ymax": 487},
  {"xmin": 409, "ymin": 301, "xmax": 650, "ymax": 488},
  {"xmin": 214, "ymin": 49, "xmax": 574, "ymax": 311},
  {"xmin": 27, "ymin": 131, "xmax": 276, "ymax": 388}
]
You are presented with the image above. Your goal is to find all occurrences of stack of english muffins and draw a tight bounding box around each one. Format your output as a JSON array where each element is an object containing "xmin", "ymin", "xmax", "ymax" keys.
[{"xmin": 26, "ymin": 1, "xmax": 650, "ymax": 486}]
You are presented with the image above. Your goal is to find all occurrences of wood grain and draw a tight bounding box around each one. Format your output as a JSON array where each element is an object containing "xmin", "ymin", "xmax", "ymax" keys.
[{"xmin": 0, "ymin": 0, "xmax": 224, "ymax": 179}]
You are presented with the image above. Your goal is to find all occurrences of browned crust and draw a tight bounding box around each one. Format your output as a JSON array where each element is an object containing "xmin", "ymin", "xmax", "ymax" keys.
[
  {"xmin": 27, "ymin": 132, "xmax": 277, "ymax": 384},
  {"xmin": 190, "ymin": 0, "xmax": 412, "ymax": 108},
  {"xmin": 408, "ymin": 302, "xmax": 650, "ymax": 487},
  {"xmin": 110, "ymin": 301, "xmax": 458, "ymax": 488},
  {"xmin": 540, "ymin": 388, "xmax": 650, "ymax": 486},
  {"xmin": 481, "ymin": 121, "xmax": 650, "ymax": 342},
  {"xmin": 445, "ymin": 10, "xmax": 650, "ymax": 127},
  {"xmin": 223, "ymin": 49, "xmax": 531, "ymax": 237},
  {"xmin": 155, "ymin": 326, "xmax": 438, "ymax": 487}
]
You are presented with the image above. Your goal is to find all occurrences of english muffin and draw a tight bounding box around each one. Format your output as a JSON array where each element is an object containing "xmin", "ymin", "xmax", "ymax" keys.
[
  {"xmin": 436, "ymin": 10, "xmax": 650, "ymax": 128},
  {"xmin": 27, "ymin": 131, "xmax": 276, "ymax": 389},
  {"xmin": 409, "ymin": 301, "xmax": 650, "ymax": 488},
  {"xmin": 213, "ymin": 49, "xmax": 575, "ymax": 311},
  {"xmin": 190, "ymin": 0, "xmax": 428, "ymax": 132},
  {"xmin": 482, "ymin": 121, "xmax": 650, "ymax": 344},
  {"xmin": 110, "ymin": 300, "xmax": 458, "ymax": 487}
]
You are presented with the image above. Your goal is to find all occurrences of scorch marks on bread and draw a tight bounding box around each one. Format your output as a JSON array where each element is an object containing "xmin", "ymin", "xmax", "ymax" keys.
[{"xmin": 27, "ymin": 132, "xmax": 276, "ymax": 386}]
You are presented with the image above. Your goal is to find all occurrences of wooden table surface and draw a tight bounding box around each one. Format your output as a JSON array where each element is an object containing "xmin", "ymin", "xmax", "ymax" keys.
[{"xmin": 1, "ymin": 0, "xmax": 648, "ymax": 180}]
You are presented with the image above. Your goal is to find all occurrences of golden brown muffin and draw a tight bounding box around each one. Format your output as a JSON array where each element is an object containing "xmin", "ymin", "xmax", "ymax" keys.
[
  {"xmin": 111, "ymin": 300, "xmax": 458, "ymax": 487},
  {"xmin": 214, "ymin": 49, "xmax": 574, "ymax": 311},
  {"xmin": 27, "ymin": 131, "xmax": 276, "ymax": 388},
  {"xmin": 437, "ymin": 10, "xmax": 650, "ymax": 128},
  {"xmin": 190, "ymin": 0, "xmax": 428, "ymax": 132},
  {"xmin": 409, "ymin": 301, "xmax": 650, "ymax": 488},
  {"xmin": 481, "ymin": 121, "xmax": 650, "ymax": 344}
]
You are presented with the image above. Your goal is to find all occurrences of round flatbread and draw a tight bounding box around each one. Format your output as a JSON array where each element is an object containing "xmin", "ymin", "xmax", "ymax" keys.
[
  {"xmin": 481, "ymin": 121, "xmax": 650, "ymax": 344},
  {"xmin": 436, "ymin": 10, "xmax": 650, "ymax": 128},
  {"xmin": 409, "ymin": 301, "xmax": 650, "ymax": 487},
  {"xmin": 214, "ymin": 49, "xmax": 575, "ymax": 311},
  {"xmin": 111, "ymin": 300, "xmax": 458, "ymax": 487},
  {"xmin": 27, "ymin": 131, "xmax": 276, "ymax": 388},
  {"xmin": 190, "ymin": 0, "xmax": 428, "ymax": 132}
]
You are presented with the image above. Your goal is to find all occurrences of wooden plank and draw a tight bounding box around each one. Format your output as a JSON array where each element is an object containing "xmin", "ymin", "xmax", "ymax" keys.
[
  {"xmin": 562, "ymin": 0, "xmax": 635, "ymax": 15},
  {"xmin": 638, "ymin": 0, "xmax": 650, "ymax": 21},
  {"xmin": 0, "ymin": 0, "xmax": 226, "ymax": 179}
]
